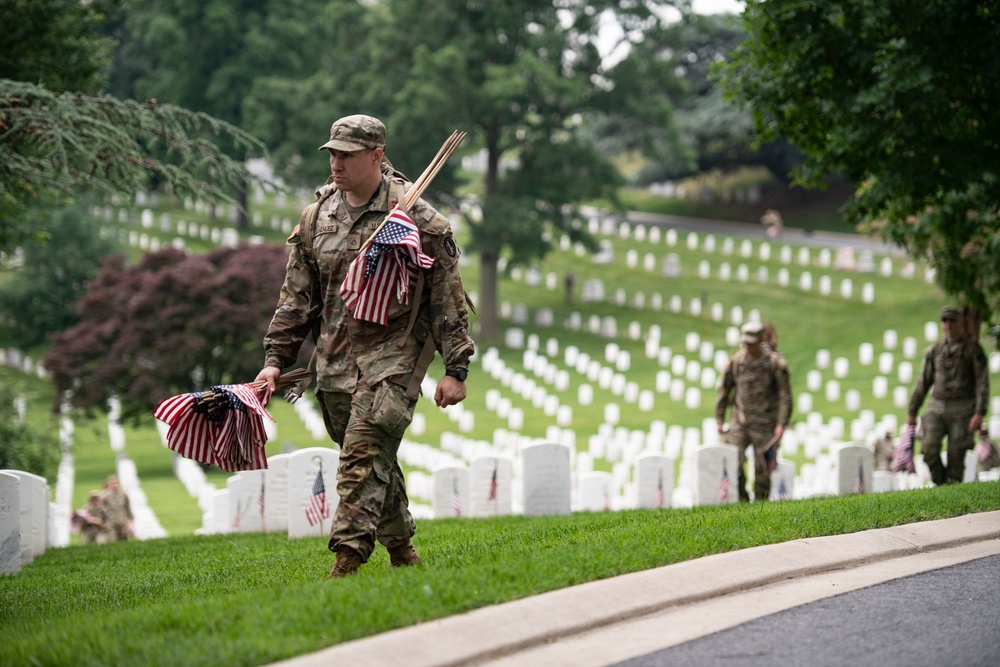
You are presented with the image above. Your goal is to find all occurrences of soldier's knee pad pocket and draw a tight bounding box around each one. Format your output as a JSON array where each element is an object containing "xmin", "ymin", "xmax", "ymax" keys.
[{"xmin": 370, "ymin": 381, "xmax": 415, "ymax": 439}]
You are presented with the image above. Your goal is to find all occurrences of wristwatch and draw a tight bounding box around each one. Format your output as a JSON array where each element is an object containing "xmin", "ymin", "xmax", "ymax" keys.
[{"xmin": 445, "ymin": 367, "xmax": 468, "ymax": 382}]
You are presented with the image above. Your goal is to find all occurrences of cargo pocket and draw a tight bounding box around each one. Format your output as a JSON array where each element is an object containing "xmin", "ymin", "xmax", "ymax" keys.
[{"xmin": 370, "ymin": 381, "xmax": 415, "ymax": 440}]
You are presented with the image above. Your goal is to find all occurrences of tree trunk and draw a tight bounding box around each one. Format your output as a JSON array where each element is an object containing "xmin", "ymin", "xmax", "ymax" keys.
[
  {"xmin": 478, "ymin": 247, "xmax": 500, "ymax": 343},
  {"xmin": 235, "ymin": 172, "xmax": 249, "ymax": 231}
]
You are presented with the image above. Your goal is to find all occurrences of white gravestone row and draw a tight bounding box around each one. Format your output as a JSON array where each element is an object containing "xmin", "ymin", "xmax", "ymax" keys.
[
  {"xmin": 0, "ymin": 472, "xmax": 21, "ymax": 574},
  {"xmin": 0, "ymin": 470, "xmax": 48, "ymax": 568}
]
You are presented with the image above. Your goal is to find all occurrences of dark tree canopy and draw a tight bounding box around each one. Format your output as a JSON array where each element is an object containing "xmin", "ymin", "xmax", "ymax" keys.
[
  {"xmin": 43, "ymin": 244, "xmax": 292, "ymax": 421},
  {"xmin": 720, "ymin": 0, "xmax": 1000, "ymax": 318}
]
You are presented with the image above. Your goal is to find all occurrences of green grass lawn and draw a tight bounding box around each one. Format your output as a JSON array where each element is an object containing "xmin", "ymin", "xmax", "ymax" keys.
[{"xmin": 2, "ymin": 484, "xmax": 998, "ymax": 667}]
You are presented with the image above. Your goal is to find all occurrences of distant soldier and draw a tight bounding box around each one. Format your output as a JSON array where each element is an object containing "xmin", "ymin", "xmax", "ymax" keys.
[
  {"xmin": 907, "ymin": 306, "xmax": 990, "ymax": 485},
  {"xmin": 72, "ymin": 491, "xmax": 109, "ymax": 544},
  {"xmin": 101, "ymin": 475, "xmax": 133, "ymax": 541},
  {"xmin": 872, "ymin": 429, "xmax": 895, "ymax": 472},
  {"xmin": 715, "ymin": 322, "xmax": 793, "ymax": 501}
]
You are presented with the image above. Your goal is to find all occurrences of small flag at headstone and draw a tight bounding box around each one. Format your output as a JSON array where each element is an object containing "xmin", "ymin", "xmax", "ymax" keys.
[
  {"xmin": 853, "ymin": 459, "xmax": 865, "ymax": 495},
  {"xmin": 452, "ymin": 478, "xmax": 462, "ymax": 517},
  {"xmin": 486, "ymin": 463, "xmax": 498, "ymax": 503},
  {"xmin": 718, "ymin": 462, "xmax": 731, "ymax": 503},
  {"xmin": 306, "ymin": 468, "xmax": 329, "ymax": 526},
  {"xmin": 653, "ymin": 471, "xmax": 664, "ymax": 509}
]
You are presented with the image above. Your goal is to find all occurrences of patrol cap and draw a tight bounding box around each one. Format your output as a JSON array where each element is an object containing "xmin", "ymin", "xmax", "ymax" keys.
[
  {"xmin": 940, "ymin": 306, "xmax": 961, "ymax": 321},
  {"xmin": 318, "ymin": 114, "xmax": 386, "ymax": 152},
  {"xmin": 741, "ymin": 321, "xmax": 764, "ymax": 344}
]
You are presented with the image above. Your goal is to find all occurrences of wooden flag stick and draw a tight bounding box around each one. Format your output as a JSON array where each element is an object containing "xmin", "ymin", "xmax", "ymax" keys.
[{"xmin": 358, "ymin": 130, "xmax": 466, "ymax": 255}]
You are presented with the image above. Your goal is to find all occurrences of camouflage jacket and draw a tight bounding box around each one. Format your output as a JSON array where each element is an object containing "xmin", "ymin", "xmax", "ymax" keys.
[
  {"xmin": 715, "ymin": 347, "xmax": 792, "ymax": 429},
  {"xmin": 262, "ymin": 173, "xmax": 474, "ymax": 392},
  {"xmin": 908, "ymin": 336, "xmax": 989, "ymax": 417}
]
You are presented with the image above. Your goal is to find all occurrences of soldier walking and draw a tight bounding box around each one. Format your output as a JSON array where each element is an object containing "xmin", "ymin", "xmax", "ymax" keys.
[
  {"xmin": 715, "ymin": 322, "xmax": 792, "ymax": 501},
  {"xmin": 255, "ymin": 115, "xmax": 474, "ymax": 578},
  {"xmin": 908, "ymin": 306, "xmax": 990, "ymax": 485}
]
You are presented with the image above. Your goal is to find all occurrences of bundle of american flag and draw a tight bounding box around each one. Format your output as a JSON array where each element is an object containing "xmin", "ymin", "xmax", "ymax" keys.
[
  {"xmin": 891, "ymin": 424, "xmax": 917, "ymax": 474},
  {"xmin": 153, "ymin": 368, "xmax": 311, "ymax": 472},
  {"xmin": 339, "ymin": 130, "xmax": 465, "ymax": 325},
  {"xmin": 339, "ymin": 206, "xmax": 435, "ymax": 325}
]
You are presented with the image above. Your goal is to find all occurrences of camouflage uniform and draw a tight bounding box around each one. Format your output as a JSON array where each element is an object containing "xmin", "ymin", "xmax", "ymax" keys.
[
  {"xmin": 908, "ymin": 308, "xmax": 989, "ymax": 485},
  {"xmin": 715, "ymin": 323, "xmax": 792, "ymax": 501},
  {"xmin": 872, "ymin": 432, "xmax": 895, "ymax": 472},
  {"xmin": 262, "ymin": 117, "xmax": 474, "ymax": 562},
  {"xmin": 101, "ymin": 486, "xmax": 132, "ymax": 541}
]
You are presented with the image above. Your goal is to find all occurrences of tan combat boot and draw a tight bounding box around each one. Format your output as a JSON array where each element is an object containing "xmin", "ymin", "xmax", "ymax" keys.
[
  {"xmin": 388, "ymin": 541, "xmax": 422, "ymax": 567},
  {"xmin": 327, "ymin": 547, "xmax": 363, "ymax": 579}
]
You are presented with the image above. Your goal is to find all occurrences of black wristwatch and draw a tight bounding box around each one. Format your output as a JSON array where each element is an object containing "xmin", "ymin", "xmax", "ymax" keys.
[{"xmin": 445, "ymin": 367, "xmax": 468, "ymax": 382}]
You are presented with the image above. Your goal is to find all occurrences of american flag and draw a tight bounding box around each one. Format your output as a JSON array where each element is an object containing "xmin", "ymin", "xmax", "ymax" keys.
[
  {"xmin": 232, "ymin": 499, "xmax": 242, "ymax": 532},
  {"xmin": 718, "ymin": 462, "xmax": 731, "ymax": 503},
  {"xmin": 486, "ymin": 463, "xmax": 498, "ymax": 503},
  {"xmin": 452, "ymin": 478, "xmax": 462, "ymax": 517},
  {"xmin": 153, "ymin": 384, "xmax": 273, "ymax": 472},
  {"xmin": 853, "ymin": 459, "xmax": 865, "ymax": 494},
  {"xmin": 340, "ymin": 206, "xmax": 435, "ymax": 325},
  {"xmin": 305, "ymin": 468, "xmax": 329, "ymax": 526},
  {"xmin": 776, "ymin": 477, "xmax": 791, "ymax": 500},
  {"xmin": 653, "ymin": 471, "xmax": 664, "ymax": 508},
  {"xmin": 892, "ymin": 424, "xmax": 916, "ymax": 473},
  {"xmin": 603, "ymin": 483, "xmax": 611, "ymax": 511}
]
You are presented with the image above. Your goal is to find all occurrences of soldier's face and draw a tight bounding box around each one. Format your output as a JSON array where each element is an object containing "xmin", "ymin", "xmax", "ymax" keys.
[
  {"xmin": 942, "ymin": 318, "xmax": 963, "ymax": 340},
  {"xmin": 328, "ymin": 148, "xmax": 381, "ymax": 194}
]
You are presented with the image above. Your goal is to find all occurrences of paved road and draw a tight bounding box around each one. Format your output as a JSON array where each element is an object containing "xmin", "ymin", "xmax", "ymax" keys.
[
  {"xmin": 270, "ymin": 512, "xmax": 1000, "ymax": 667},
  {"xmin": 613, "ymin": 553, "xmax": 1000, "ymax": 667}
]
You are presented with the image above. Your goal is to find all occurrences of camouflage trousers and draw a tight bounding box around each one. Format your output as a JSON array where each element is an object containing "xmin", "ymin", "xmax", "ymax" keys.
[
  {"xmin": 921, "ymin": 399, "xmax": 976, "ymax": 486},
  {"xmin": 729, "ymin": 423, "xmax": 778, "ymax": 502},
  {"xmin": 318, "ymin": 380, "xmax": 417, "ymax": 561}
]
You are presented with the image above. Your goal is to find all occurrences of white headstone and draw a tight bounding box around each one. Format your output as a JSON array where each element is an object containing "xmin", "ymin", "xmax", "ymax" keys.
[
  {"xmin": 0, "ymin": 472, "xmax": 20, "ymax": 574},
  {"xmin": 835, "ymin": 443, "xmax": 873, "ymax": 495},
  {"xmin": 635, "ymin": 454, "xmax": 674, "ymax": 509},
  {"xmin": 695, "ymin": 446, "xmax": 739, "ymax": 505},
  {"xmin": 287, "ymin": 447, "xmax": 339, "ymax": 539},
  {"xmin": 227, "ymin": 471, "xmax": 265, "ymax": 532},
  {"xmin": 578, "ymin": 472, "xmax": 614, "ymax": 511},
  {"xmin": 769, "ymin": 460, "xmax": 796, "ymax": 500},
  {"xmin": 263, "ymin": 453, "xmax": 290, "ymax": 533},
  {"xmin": 469, "ymin": 456, "xmax": 512, "ymax": 517},
  {"xmin": 432, "ymin": 466, "xmax": 469, "ymax": 518},
  {"xmin": 522, "ymin": 442, "xmax": 572, "ymax": 516},
  {"xmin": 0, "ymin": 470, "xmax": 46, "ymax": 564}
]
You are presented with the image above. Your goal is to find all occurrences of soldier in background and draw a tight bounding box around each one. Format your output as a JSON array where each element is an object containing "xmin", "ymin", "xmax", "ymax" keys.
[
  {"xmin": 715, "ymin": 322, "xmax": 793, "ymax": 501},
  {"xmin": 907, "ymin": 306, "xmax": 990, "ymax": 485},
  {"xmin": 255, "ymin": 115, "xmax": 474, "ymax": 579},
  {"xmin": 101, "ymin": 475, "xmax": 133, "ymax": 541},
  {"xmin": 872, "ymin": 429, "xmax": 895, "ymax": 472},
  {"xmin": 72, "ymin": 491, "xmax": 109, "ymax": 544}
]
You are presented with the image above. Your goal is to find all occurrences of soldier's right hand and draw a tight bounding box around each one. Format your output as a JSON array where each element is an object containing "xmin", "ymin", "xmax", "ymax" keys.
[{"xmin": 254, "ymin": 366, "xmax": 282, "ymax": 393}]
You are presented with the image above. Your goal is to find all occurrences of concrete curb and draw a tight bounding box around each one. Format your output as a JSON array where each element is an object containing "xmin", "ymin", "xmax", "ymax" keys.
[{"xmin": 270, "ymin": 511, "xmax": 1000, "ymax": 667}]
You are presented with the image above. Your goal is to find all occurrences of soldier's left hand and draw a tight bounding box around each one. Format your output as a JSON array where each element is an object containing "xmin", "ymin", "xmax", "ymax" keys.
[
  {"xmin": 435, "ymin": 375, "xmax": 467, "ymax": 408},
  {"xmin": 969, "ymin": 414, "xmax": 983, "ymax": 433}
]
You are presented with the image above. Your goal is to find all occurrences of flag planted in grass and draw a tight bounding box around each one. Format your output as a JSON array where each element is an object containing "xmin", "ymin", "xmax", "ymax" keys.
[{"xmin": 153, "ymin": 368, "xmax": 310, "ymax": 472}]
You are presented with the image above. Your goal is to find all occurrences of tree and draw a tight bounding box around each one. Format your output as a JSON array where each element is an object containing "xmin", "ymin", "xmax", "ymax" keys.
[
  {"xmin": 0, "ymin": 0, "xmax": 267, "ymax": 255},
  {"xmin": 108, "ymin": 0, "xmax": 336, "ymax": 227},
  {"xmin": 0, "ymin": 384, "xmax": 60, "ymax": 480},
  {"xmin": 720, "ymin": 0, "xmax": 1000, "ymax": 320},
  {"xmin": 0, "ymin": 202, "xmax": 123, "ymax": 348},
  {"xmin": 360, "ymin": 0, "xmax": 687, "ymax": 341},
  {"xmin": 43, "ymin": 244, "xmax": 292, "ymax": 422}
]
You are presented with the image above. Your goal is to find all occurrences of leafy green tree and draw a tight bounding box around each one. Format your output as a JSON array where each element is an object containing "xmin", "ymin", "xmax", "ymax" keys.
[
  {"xmin": 720, "ymin": 0, "xmax": 1000, "ymax": 320},
  {"xmin": 0, "ymin": 0, "xmax": 266, "ymax": 254},
  {"xmin": 43, "ymin": 244, "xmax": 292, "ymax": 421},
  {"xmin": 0, "ymin": 202, "xmax": 124, "ymax": 348},
  {"xmin": 360, "ymin": 0, "xmax": 687, "ymax": 340},
  {"xmin": 0, "ymin": 384, "xmax": 60, "ymax": 480},
  {"xmin": 108, "ymin": 0, "xmax": 337, "ymax": 226}
]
